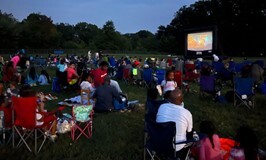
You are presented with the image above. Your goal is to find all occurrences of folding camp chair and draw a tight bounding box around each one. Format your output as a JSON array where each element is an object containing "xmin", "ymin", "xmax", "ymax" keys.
[
  {"xmin": 199, "ymin": 75, "xmax": 220, "ymax": 100},
  {"xmin": 174, "ymin": 70, "xmax": 189, "ymax": 92},
  {"xmin": 183, "ymin": 64, "xmax": 199, "ymax": 82},
  {"xmin": 212, "ymin": 61, "xmax": 224, "ymax": 74},
  {"xmin": 71, "ymin": 105, "xmax": 93, "ymax": 141},
  {"xmin": 155, "ymin": 69, "xmax": 166, "ymax": 85},
  {"xmin": 143, "ymin": 68, "xmax": 154, "ymax": 88},
  {"xmin": 123, "ymin": 68, "xmax": 131, "ymax": 84},
  {"xmin": 12, "ymin": 96, "xmax": 56, "ymax": 153},
  {"xmin": 234, "ymin": 77, "xmax": 255, "ymax": 109},
  {"xmin": 144, "ymin": 121, "xmax": 193, "ymax": 160}
]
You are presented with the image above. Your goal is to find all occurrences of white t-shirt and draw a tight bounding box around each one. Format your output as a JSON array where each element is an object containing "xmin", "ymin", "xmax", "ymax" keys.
[
  {"xmin": 161, "ymin": 80, "xmax": 177, "ymax": 93},
  {"xmin": 110, "ymin": 80, "xmax": 122, "ymax": 93},
  {"xmin": 156, "ymin": 102, "xmax": 193, "ymax": 151},
  {"xmin": 80, "ymin": 81, "xmax": 95, "ymax": 92}
]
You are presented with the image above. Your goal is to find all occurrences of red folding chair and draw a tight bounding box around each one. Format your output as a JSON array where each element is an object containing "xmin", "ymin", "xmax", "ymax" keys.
[
  {"xmin": 174, "ymin": 71, "xmax": 190, "ymax": 92},
  {"xmin": 12, "ymin": 96, "xmax": 56, "ymax": 153},
  {"xmin": 174, "ymin": 71, "xmax": 183, "ymax": 88},
  {"xmin": 123, "ymin": 68, "xmax": 131, "ymax": 84},
  {"xmin": 71, "ymin": 104, "xmax": 93, "ymax": 141},
  {"xmin": 184, "ymin": 64, "xmax": 199, "ymax": 82}
]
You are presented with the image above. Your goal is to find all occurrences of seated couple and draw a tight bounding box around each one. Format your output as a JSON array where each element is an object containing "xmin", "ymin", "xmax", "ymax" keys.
[{"xmin": 92, "ymin": 76, "xmax": 128, "ymax": 113}]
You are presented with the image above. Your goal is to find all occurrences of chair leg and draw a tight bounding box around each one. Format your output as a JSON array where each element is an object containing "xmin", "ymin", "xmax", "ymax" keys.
[{"xmin": 35, "ymin": 129, "xmax": 37, "ymax": 154}]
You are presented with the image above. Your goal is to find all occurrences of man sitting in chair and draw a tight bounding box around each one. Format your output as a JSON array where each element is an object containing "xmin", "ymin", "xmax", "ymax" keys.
[
  {"xmin": 93, "ymin": 76, "xmax": 122, "ymax": 112},
  {"xmin": 156, "ymin": 89, "xmax": 193, "ymax": 159}
]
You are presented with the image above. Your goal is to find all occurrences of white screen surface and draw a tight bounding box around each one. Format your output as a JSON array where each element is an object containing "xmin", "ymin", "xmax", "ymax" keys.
[{"xmin": 187, "ymin": 31, "xmax": 213, "ymax": 51}]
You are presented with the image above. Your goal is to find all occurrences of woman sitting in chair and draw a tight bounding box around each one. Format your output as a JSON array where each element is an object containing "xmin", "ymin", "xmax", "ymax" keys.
[{"xmin": 19, "ymin": 85, "xmax": 58, "ymax": 141}]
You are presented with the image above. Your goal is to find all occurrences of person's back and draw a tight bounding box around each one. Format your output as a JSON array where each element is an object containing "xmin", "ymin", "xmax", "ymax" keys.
[
  {"xmin": 93, "ymin": 77, "xmax": 121, "ymax": 112},
  {"xmin": 156, "ymin": 89, "xmax": 193, "ymax": 152},
  {"xmin": 199, "ymin": 134, "xmax": 221, "ymax": 160},
  {"xmin": 229, "ymin": 126, "xmax": 259, "ymax": 160},
  {"xmin": 38, "ymin": 74, "xmax": 48, "ymax": 85}
]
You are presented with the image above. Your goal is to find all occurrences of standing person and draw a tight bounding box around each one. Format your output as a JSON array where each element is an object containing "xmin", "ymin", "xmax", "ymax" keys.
[
  {"xmin": 11, "ymin": 53, "xmax": 20, "ymax": 69},
  {"xmin": 156, "ymin": 89, "xmax": 193, "ymax": 159},
  {"xmin": 91, "ymin": 61, "xmax": 108, "ymax": 88},
  {"xmin": 93, "ymin": 76, "xmax": 122, "ymax": 112},
  {"xmin": 192, "ymin": 120, "xmax": 222, "ymax": 160},
  {"xmin": 229, "ymin": 126, "xmax": 259, "ymax": 160},
  {"xmin": 161, "ymin": 70, "xmax": 177, "ymax": 99}
]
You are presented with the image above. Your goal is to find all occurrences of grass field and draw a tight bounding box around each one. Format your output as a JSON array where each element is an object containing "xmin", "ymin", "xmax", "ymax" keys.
[{"xmin": 0, "ymin": 58, "xmax": 266, "ymax": 160}]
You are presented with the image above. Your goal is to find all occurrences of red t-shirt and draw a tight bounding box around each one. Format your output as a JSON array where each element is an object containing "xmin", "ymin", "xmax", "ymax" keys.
[
  {"xmin": 67, "ymin": 68, "xmax": 77, "ymax": 82},
  {"xmin": 91, "ymin": 68, "xmax": 107, "ymax": 87}
]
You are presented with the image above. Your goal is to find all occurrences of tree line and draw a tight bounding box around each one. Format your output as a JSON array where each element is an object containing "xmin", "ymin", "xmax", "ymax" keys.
[{"xmin": 0, "ymin": 0, "xmax": 265, "ymax": 56}]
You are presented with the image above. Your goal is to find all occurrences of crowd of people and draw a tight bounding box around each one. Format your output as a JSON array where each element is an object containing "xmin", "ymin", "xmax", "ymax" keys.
[{"xmin": 0, "ymin": 51, "xmax": 265, "ymax": 159}]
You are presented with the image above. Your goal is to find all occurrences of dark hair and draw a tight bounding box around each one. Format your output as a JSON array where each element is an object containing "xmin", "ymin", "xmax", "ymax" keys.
[
  {"xmin": 41, "ymin": 70, "xmax": 51, "ymax": 83},
  {"xmin": 29, "ymin": 67, "xmax": 37, "ymax": 80},
  {"xmin": 60, "ymin": 59, "xmax": 65, "ymax": 64},
  {"xmin": 235, "ymin": 126, "xmax": 258, "ymax": 160},
  {"xmin": 19, "ymin": 85, "xmax": 36, "ymax": 97},
  {"xmin": 165, "ymin": 70, "xmax": 174, "ymax": 80},
  {"xmin": 6, "ymin": 61, "xmax": 14, "ymax": 69},
  {"xmin": 81, "ymin": 72, "xmax": 93, "ymax": 82},
  {"xmin": 100, "ymin": 61, "xmax": 108, "ymax": 67},
  {"xmin": 103, "ymin": 76, "xmax": 110, "ymax": 85},
  {"xmin": 200, "ymin": 120, "xmax": 216, "ymax": 148}
]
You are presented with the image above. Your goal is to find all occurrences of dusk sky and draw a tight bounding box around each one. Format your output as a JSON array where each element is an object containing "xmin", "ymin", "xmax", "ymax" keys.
[{"xmin": 0, "ymin": 0, "xmax": 197, "ymax": 33}]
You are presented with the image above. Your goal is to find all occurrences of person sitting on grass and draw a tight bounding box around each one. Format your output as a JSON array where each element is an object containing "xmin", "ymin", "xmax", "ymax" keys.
[
  {"xmin": 229, "ymin": 126, "xmax": 259, "ymax": 160},
  {"xmin": 26, "ymin": 66, "xmax": 38, "ymax": 86},
  {"xmin": 192, "ymin": 120, "xmax": 222, "ymax": 160},
  {"xmin": 93, "ymin": 76, "xmax": 122, "ymax": 113},
  {"xmin": 38, "ymin": 69, "xmax": 51, "ymax": 85},
  {"xmin": 80, "ymin": 72, "xmax": 95, "ymax": 104},
  {"xmin": 91, "ymin": 61, "xmax": 108, "ymax": 88}
]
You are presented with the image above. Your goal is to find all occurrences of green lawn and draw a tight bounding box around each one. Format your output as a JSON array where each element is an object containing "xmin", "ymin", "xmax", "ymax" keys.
[{"xmin": 1, "ymin": 63, "xmax": 266, "ymax": 160}]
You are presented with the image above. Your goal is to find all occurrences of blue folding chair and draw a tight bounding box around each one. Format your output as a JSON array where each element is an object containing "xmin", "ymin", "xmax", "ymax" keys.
[
  {"xmin": 143, "ymin": 68, "xmax": 154, "ymax": 88},
  {"xmin": 155, "ymin": 69, "xmax": 166, "ymax": 85},
  {"xmin": 234, "ymin": 77, "xmax": 255, "ymax": 109},
  {"xmin": 144, "ymin": 121, "xmax": 176, "ymax": 160},
  {"xmin": 199, "ymin": 75, "xmax": 218, "ymax": 99},
  {"xmin": 144, "ymin": 121, "xmax": 193, "ymax": 160},
  {"xmin": 229, "ymin": 61, "xmax": 236, "ymax": 72},
  {"xmin": 212, "ymin": 61, "xmax": 224, "ymax": 73}
]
